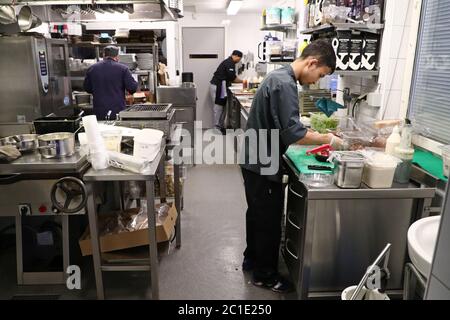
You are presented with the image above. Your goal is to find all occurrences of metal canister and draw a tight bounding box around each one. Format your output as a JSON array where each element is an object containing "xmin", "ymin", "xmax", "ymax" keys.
[{"xmin": 332, "ymin": 151, "xmax": 365, "ymax": 189}]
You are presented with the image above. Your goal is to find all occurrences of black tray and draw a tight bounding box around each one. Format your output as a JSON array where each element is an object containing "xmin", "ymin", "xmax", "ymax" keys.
[{"xmin": 33, "ymin": 116, "xmax": 82, "ymax": 135}]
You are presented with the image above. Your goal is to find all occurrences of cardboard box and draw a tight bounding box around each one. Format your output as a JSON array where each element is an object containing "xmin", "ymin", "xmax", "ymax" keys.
[{"xmin": 79, "ymin": 202, "xmax": 177, "ymax": 256}]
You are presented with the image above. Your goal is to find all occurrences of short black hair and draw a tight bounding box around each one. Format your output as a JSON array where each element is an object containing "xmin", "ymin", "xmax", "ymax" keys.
[
  {"xmin": 232, "ymin": 50, "xmax": 243, "ymax": 58},
  {"xmin": 300, "ymin": 39, "xmax": 336, "ymax": 73},
  {"xmin": 104, "ymin": 45, "xmax": 119, "ymax": 58}
]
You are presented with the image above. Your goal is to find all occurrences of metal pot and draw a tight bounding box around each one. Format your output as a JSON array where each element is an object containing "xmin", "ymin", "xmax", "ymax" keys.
[
  {"xmin": 38, "ymin": 132, "xmax": 75, "ymax": 159},
  {"xmin": 14, "ymin": 134, "xmax": 38, "ymax": 152},
  {"xmin": 17, "ymin": 5, "xmax": 32, "ymax": 32},
  {"xmin": 0, "ymin": 5, "xmax": 17, "ymax": 25},
  {"xmin": 0, "ymin": 136, "xmax": 18, "ymax": 148}
]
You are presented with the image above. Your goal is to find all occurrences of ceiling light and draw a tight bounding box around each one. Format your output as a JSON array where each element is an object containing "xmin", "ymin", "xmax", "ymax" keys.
[{"xmin": 227, "ymin": 0, "xmax": 242, "ymax": 16}]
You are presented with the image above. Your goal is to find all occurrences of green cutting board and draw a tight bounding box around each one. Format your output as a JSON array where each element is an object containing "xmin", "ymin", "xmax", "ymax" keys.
[
  {"xmin": 285, "ymin": 146, "xmax": 334, "ymax": 174},
  {"xmin": 413, "ymin": 149, "xmax": 448, "ymax": 182}
]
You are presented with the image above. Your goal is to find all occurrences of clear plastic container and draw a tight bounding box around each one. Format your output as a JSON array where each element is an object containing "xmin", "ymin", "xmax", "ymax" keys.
[
  {"xmin": 341, "ymin": 131, "xmax": 374, "ymax": 151},
  {"xmin": 300, "ymin": 173, "xmax": 334, "ymax": 188},
  {"xmin": 101, "ymin": 130, "xmax": 122, "ymax": 152}
]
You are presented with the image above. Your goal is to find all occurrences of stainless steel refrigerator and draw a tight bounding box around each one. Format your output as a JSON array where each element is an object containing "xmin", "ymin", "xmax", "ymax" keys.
[{"xmin": 0, "ymin": 35, "xmax": 73, "ymax": 123}]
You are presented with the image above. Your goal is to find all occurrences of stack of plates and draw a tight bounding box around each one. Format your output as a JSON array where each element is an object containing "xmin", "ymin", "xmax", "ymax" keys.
[
  {"xmin": 136, "ymin": 53, "xmax": 153, "ymax": 70},
  {"xmin": 119, "ymin": 54, "xmax": 136, "ymax": 70}
]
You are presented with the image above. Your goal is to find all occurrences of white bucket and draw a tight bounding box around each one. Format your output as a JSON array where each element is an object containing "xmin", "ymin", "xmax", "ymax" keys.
[
  {"xmin": 133, "ymin": 129, "xmax": 163, "ymax": 162},
  {"xmin": 341, "ymin": 286, "xmax": 390, "ymax": 300}
]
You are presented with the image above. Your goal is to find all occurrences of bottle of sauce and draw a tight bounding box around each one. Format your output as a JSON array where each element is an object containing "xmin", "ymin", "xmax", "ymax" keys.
[{"xmin": 385, "ymin": 125, "xmax": 401, "ymax": 156}]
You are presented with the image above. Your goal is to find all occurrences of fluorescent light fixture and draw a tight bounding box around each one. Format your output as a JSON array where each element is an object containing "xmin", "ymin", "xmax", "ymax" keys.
[{"xmin": 227, "ymin": 0, "xmax": 242, "ymax": 16}]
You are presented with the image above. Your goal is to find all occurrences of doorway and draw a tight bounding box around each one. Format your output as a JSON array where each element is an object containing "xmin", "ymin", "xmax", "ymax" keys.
[{"xmin": 182, "ymin": 27, "xmax": 225, "ymax": 128}]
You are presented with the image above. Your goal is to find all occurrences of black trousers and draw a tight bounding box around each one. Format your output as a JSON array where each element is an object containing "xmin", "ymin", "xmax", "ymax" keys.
[{"xmin": 241, "ymin": 168, "xmax": 284, "ymax": 279}]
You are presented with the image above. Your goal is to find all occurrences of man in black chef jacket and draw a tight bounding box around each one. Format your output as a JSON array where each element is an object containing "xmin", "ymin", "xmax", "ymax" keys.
[
  {"xmin": 210, "ymin": 50, "xmax": 244, "ymax": 134},
  {"xmin": 84, "ymin": 46, "xmax": 138, "ymax": 120},
  {"xmin": 240, "ymin": 40, "xmax": 343, "ymax": 292}
]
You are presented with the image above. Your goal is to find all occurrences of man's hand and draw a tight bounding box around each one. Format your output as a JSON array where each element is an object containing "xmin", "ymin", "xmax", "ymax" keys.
[{"xmin": 328, "ymin": 133, "xmax": 344, "ymax": 150}]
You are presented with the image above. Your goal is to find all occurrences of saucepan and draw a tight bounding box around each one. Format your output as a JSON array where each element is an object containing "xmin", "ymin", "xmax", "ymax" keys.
[
  {"xmin": 38, "ymin": 132, "xmax": 75, "ymax": 159},
  {"xmin": 0, "ymin": 134, "xmax": 39, "ymax": 152},
  {"xmin": 14, "ymin": 134, "xmax": 39, "ymax": 152},
  {"xmin": 17, "ymin": 5, "xmax": 32, "ymax": 31}
]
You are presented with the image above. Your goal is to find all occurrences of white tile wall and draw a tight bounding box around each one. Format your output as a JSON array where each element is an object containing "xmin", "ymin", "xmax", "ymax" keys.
[
  {"xmin": 382, "ymin": 89, "xmax": 402, "ymax": 119},
  {"xmin": 389, "ymin": 26, "xmax": 411, "ymax": 59},
  {"xmin": 376, "ymin": 0, "xmax": 418, "ymax": 120},
  {"xmin": 385, "ymin": 59, "xmax": 407, "ymax": 91}
]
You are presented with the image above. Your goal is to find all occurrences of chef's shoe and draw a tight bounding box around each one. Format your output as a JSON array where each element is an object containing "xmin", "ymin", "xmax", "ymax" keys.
[{"xmin": 252, "ymin": 275, "xmax": 295, "ymax": 293}]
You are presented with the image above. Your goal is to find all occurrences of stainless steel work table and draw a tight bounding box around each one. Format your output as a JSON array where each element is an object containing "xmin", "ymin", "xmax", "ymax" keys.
[
  {"xmin": 83, "ymin": 145, "xmax": 172, "ymax": 300},
  {"xmin": 282, "ymin": 153, "xmax": 436, "ymax": 299}
]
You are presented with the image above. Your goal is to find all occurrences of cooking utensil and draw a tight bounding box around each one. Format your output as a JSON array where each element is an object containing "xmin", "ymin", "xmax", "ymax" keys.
[
  {"xmin": 17, "ymin": 6, "xmax": 32, "ymax": 32},
  {"xmin": 0, "ymin": 136, "xmax": 18, "ymax": 148},
  {"xmin": 37, "ymin": 132, "xmax": 75, "ymax": 159},
  {"xmin": 29, "ymin": 14, "xmax": 42, "ymax": 30},
  {"xmin": 14, "ymin": 134, "xmax": 38, "ymax": 152},
  {"xmin": 306, "ymin": 144, "xmax": 333, "ymax": 162},
  {"xmin": 308, "ymin": 165, "xmax": 333, "ymax": 171},
  {"xmin": 0, "ymin": 5, "xmax": 17, "ymax": 25}
]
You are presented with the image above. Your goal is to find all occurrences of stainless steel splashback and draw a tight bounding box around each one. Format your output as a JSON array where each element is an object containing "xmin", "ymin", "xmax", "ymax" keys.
[
  {"xmin": 0, "ymin": 35, "xmax": 73, "ymax": 123},
  {"xmin": 157, "ymin": 86, "xmax": 197, "ymax": 106}
]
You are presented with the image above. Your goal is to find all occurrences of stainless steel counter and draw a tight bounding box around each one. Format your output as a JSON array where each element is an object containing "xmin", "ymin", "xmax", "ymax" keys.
[
  {"xmin": 0, "ymin": 151, "xmax": 87, "ymax": 174},
  {"xmin": 282, "ymin": 154, "xmax": 436, "ymax": 300}
]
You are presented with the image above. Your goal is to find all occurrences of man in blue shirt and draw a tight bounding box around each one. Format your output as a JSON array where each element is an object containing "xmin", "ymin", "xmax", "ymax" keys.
[
  {"xmin": 240, "ymin": 40, "xmax": 343, "ymax": 293},
  {"xmin": 84, "ymin": 46, "xmax": 138, "ymax": 120}
]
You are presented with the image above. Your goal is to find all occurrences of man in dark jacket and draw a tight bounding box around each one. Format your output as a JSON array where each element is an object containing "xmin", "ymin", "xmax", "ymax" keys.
[
  {"xmin": 210, "ymin": 50, "xmax": 243, "ymax": 134},
  {"xmin": 240, "ymin": 40, "xmax": 343, "ymax": 293},
  {"xmin": 84, "ymin": 46, "xmax": 138, "ymax": 120}
]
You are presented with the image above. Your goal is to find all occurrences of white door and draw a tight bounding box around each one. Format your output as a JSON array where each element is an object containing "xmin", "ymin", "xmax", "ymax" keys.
[{"xmin": 182, "ymin": 27, "xmax": 225, "ymax": 128}]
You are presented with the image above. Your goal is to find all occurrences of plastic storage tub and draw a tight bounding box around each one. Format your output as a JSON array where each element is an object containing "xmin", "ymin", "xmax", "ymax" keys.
[
  {"xmin": 361, "ymin": 152, "xmax": 399, "ymax": 188},
  {"xmin": 133, "ymin": 129, "xmax": 163, "ymax": 162}
]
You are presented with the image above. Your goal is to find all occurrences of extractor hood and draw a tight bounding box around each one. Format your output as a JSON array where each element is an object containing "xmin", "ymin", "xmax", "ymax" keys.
[{"xmin": 0, "ymin": 1, "xmax": 181, "ymax": 22}]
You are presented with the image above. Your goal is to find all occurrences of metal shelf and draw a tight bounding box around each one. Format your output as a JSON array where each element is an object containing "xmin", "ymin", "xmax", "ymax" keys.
[
  {"xmin": 335, "ymin": 70, "xmax": 379, "ymax": 77},
  {"xmin": 301, "ymin": 23, "xmax": 384, "ymax": 34},
  {"xmin": 69, "ymin": 42, "xmax": 156, "ymax": 47},
  {"xmin": 260, "ymin": 24, "xmax": 297, "ymax": 32}
]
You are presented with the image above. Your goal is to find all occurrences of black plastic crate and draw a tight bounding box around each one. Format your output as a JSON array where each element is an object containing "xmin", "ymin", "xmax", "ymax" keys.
[{"xmin": 33, "ymin": 117, "xmax": 82, "ymax": 135}]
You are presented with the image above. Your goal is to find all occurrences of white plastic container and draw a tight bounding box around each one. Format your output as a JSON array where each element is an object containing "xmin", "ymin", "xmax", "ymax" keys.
[
  {"xmin": 361, "ymin": 151, "xmax": 399, "ymax": 188},
  {"xmin": 442, "ymin": 145, "xmax": 450, "ymax": 177},
  {"xmin": 77, "ymin": 132, "xmax": 89, "ymax": 157},
  {"xmin": 133, "ymin": 129, "xmax": 163, "ymax": 162}
]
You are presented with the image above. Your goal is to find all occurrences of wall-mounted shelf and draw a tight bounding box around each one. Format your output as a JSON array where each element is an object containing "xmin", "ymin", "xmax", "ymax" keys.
[
  {"xmin": 335, "ymin": 70, "xmax": 379, "ymax": 77},
  {"xmin": 301, "ymin": 23, "xmax": 384, "ymax": 35},
  {"xmin": 260, "ymin": 24, "xmax": 297, "ymax": 32}
]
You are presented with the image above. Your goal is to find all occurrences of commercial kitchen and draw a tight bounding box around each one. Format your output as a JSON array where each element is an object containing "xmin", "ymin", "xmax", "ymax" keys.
[{"xmin": 0, "ymin": 0, "xmax": 449, "ymax": 301}]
